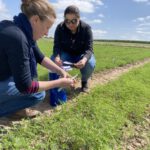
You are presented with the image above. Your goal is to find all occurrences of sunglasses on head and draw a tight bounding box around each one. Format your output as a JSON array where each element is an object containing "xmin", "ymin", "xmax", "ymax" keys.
[{"xmin": 65, "ymin": 18, "xmax": 78, "ymax": 25}]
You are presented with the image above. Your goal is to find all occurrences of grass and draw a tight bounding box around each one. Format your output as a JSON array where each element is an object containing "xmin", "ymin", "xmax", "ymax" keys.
[
  {"xmin": 1, "ymin": 61, "xmax": 150, "ymax": 149},
  {"xmin": 37, "ymin": 38, "xmax": 150, "ymax": 80},
  {"xmin": 0, "ymin": 40, "xmax": 150, "ymax": 149},
  {"xmin": 93, "ymin": 44, "xmax": 150, "ymax": 71}
]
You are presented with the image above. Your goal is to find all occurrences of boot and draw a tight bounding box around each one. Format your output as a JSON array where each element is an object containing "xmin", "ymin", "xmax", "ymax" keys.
[{"xmin": 81, "ymin": 81, "xmax": 89, "ymax": 93}]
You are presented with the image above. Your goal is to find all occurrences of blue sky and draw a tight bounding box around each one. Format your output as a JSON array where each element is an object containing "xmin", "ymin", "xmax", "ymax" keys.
[{"xmin": 0, "ymin": 0, "xmax": 150, "ymax": 41}]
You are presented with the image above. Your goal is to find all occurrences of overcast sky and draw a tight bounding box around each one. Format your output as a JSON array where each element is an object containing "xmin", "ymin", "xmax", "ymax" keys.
[{"xmin": 1, "ymin": 0, "xmax": 150, "ymax": 41}]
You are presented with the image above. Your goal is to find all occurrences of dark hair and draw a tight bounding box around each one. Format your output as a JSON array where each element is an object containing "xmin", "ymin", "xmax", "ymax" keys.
[{"xmin": 64, "ymin": 5, "xmax": 80, "ymax": 18}]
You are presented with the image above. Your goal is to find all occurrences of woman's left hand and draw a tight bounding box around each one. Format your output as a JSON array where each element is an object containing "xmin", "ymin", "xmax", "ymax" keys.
[
  {"xmin": 74, "ymin": 57, "xmax": 87, "ymax": 69},
  {"xmin": 60, "ymin": 69, "xmax": 71, "ymax": 78}
]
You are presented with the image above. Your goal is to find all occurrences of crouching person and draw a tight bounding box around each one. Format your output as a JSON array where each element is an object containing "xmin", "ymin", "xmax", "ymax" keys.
[
  {"xmin": 0, "ymin": 0, "xmax": 74, "ymax": 118},
  {"xmin": 49, "ymin": 5, "xmax": 96, "ymax": 106}
]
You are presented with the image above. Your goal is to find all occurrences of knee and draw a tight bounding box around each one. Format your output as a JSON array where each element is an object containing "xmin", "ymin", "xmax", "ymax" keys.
[
  {"xmin": 37, "ymin": 91, "xmax": 46, "ymax": 101},
  {"xmin": 86, "ymin": 59, "xmax": 96, "ymax": 70},
  {"xmin": 89, "ymin": 55, "xmax": 96, "ymax": 68},
  {"xmin": 80, "ymin": 57, "xmax": 95, "ymax": 76},
  {"xmin": 88, "ymin": 61, "xmax": 95, "ymax": 69},
  {"xmin": 31, "ymin": 91, "xmax": 46, "ymax": 102}
]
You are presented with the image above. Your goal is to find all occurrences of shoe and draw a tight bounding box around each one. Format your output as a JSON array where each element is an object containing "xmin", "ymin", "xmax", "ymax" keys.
[
  {"xmin": 81, "ymin": 81, "xmax": 89, "ymax": 93},
  {"xmin": 9, "ymin": 108, "xmax": 41, "ymax": 119}
]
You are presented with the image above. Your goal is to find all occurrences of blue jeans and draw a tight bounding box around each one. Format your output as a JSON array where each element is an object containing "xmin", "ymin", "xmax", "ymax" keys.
[
  {"xmin": 49, "ymin": 53, "xmax": 96, "ymax": 106},
  {"xmin": 58, "ymin": 52, "xmax": 96, "ymax": 81},
  {"xmin": 0, "ymin": 77, "xmax": 45, "ymax": 117}
]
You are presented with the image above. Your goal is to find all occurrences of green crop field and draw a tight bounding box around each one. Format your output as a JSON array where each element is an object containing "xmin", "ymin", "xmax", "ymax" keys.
[
  {"xmin": 1, "ymin": 39, "xmax": 150, "ymax": 149},
  {"xmin": 37, "ymin": 38, "xmax": 150, "ymax": 80}
]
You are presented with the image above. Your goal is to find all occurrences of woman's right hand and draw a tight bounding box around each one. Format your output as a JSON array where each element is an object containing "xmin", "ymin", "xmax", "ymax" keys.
[
  {"xmin": 58, "ymin": 78, "xmax": 75, "ymax": 88},
  {"xmin": 54, "ymin": 56, "xmax": 62, "ymax": 66}
]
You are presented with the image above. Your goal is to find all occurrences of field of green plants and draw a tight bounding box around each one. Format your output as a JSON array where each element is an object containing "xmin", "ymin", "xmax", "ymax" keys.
[
  {"xmin": 1, "ymin": 39, "xmax": 150, "ymax": 149},
  {"xmin": 37, "ymin": 39, "xmax": 150, "ymax": 80}
]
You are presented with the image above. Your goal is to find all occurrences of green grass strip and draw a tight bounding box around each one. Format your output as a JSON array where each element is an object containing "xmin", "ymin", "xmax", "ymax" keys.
[
  {"xmin": 37, "ymin": 39, "xmax": 150, "ymax": 80},
  {"xmin": 1, "ymin": 63, "xmax": 150, "ymax": 149}
]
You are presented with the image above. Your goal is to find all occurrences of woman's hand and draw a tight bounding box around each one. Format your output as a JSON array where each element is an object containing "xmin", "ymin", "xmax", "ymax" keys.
[
  {"xmin": 54, "ymin": 56, "xmax": 62, "ymax": 66},
  {"xmin": 74, "ymin": 57, "xmax": 87, "ymax": 69},
  {"xmin": 53, "ymin": 56, "xmax": 71, "ymax": 78},
  {"xmin": 58, "ymin": 78, "xmax": 75, "ymax": 88},
  {"xmin": 59, "ymin": 69, "xmax": 71, "ymax": 78}
]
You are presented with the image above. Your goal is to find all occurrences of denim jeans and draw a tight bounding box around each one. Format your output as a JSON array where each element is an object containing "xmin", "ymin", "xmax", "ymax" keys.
[
  {"xmin": 0, "ymin": 77, "xmax": 45, "ymax": 117},
  {"xmin": 56, "ymin": 52, "xmax": 96, "ymax": 81}
]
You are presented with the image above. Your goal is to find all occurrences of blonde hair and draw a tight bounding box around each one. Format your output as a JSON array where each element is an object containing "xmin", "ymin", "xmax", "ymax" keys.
[{"xmin": 21, "ymin": 0, "xmax": 56, "ymax": 21}]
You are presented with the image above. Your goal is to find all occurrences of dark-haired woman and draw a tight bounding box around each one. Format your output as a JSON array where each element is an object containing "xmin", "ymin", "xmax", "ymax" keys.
[{"xmin": 51, "ymin": 5, "xmax": 96, "ymax": 93}]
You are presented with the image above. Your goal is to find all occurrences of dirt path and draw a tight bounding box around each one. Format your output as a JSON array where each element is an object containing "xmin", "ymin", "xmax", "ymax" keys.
[
  {"xmin": 119, "ymin": 105, "xmax": 150, "ymax": 150},
  {"xmin": 0, "ymin": 58, "xmax": 150, "ymax": 149}
]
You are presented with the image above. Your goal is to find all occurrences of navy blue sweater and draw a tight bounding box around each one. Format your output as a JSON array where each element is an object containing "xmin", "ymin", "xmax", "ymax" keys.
[
  {"xmin": 0, "ymin": 20, "xmax": 44, "ymax": 92},
  {"xmin": 53, "ymin": 20, "xmax": 93, "ymax": 60}
]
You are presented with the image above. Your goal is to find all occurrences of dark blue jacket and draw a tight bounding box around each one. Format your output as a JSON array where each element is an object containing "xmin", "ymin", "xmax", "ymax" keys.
[
  {"xmin": 53, "ymin": 20, "xmax": 93, "ymax": 60},
  {"xmin": 0, "ymin": 20, "xmax": 44, "ymax": 92}
]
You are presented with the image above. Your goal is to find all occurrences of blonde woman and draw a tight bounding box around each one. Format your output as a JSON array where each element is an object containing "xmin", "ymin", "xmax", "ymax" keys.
[{"xmin": 0, "ymin": 0, "xmax": 74, "ymax": 118}]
